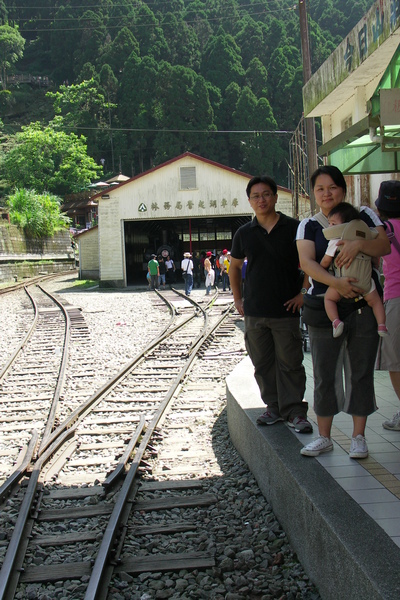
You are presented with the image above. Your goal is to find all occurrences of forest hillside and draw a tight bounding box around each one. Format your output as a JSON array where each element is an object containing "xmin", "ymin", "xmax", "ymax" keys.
[{"xmin": 0, "ymin": 0, "xmax": 375, "ymax": 190}]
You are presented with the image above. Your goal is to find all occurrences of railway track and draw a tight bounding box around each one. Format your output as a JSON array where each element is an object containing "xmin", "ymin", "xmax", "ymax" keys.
[{"xmin": 0, "ymin": 284, "xmax": 247, "ymax": 599}]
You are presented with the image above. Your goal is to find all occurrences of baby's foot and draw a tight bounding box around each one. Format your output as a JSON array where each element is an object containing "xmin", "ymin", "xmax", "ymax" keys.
[
  {"xmin": 378, "ymin": 324, "xmax": 389, "ymax": 337},
  {"xmin": 332, "ymin": 319, "xmax": 344, "ymax": 338}
]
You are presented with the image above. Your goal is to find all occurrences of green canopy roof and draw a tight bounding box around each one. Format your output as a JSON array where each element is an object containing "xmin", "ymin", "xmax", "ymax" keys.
[{"xmin": 320, "ymin": 45, "xmax": 400, "ymax": 174}]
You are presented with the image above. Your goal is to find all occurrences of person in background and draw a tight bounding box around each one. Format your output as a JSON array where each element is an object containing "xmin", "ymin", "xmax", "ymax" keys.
[
  {"xmin": 147, "ymin": 254, "xmax": 159, "ymax": 290},
  {"xmin": 229, "ymin": 175, "xmax": 312, "ymax": 434},
  {"xmin": 222, "ymin": 251, "xmax": 231, "ymax": 292},
  {"xmin": 192, "ymin": 251, "xmax": 201, "ymax": 289},
  {"xmin": 200, "ymin": 251, "xmax": 206, "ymax": 283},
  {"xmin": 374, "ymin": 180, "xmax": 400, "ymax": 430},
  {"xmin": 181, "ymin": 252, "xmax": 194, "ymax": 296},
  {"xmin": 204, "ymin": 251, "xmax": 214, "ymax": 295},
  {"xmin": 158, "ymin": 255, "xmax": 166, "ymax": 290},
  {"xmin": 165, "ymin": 254, "xmax": 175, "ymax": 286},
  {"xmin": 214, "ymin": 252, "xmax": 221, "ymax": 288},
  {"xmin": 297, "ymin": 165, "xmax": 390, "ymax": 459}
]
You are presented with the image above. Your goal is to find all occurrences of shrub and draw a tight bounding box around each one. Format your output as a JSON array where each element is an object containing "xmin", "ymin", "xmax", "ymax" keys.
[{"xmin": 6, "ymin": 188, "xmax": 71, "ymax": 238}]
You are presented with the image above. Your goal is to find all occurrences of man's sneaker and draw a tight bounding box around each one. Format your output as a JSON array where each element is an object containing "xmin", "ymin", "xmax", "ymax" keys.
[
  {"xmin": 349, "ymin": 434, "xmax": 368, "ymax": 459},
  {"xmin": 256, "ymin": 410, "xmax": 283, "ymax": 426},
  {"xmin": 383, "ymin": 411, "xmax": 400, "ymax": 431},
  {"xmin": 288, "ymin": 416, "xmax": 313, "ymax": 433},
  {"xmin": 300, "ymin": 436, "xmax": 333, "ymax": 456}
]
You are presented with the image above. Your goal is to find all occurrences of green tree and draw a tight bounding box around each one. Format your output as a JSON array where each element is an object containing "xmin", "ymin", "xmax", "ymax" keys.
[
  {"xmin": 0, "ymin": 24, "xmax": 25, "ymax": 90},
  {"xmin": 100, "ymin": 27, "xmax": 140, "ymax": 77},
  {"xmin": 215, "ymin": 81, "xmax": 241, "ymax": 167},
  {"xmin": 201, "ymin": 31, "xmax": 244, "ymax": 92},
  {"xmin": 6, "ymin": 188, "xmax": 70, "ymax": 238},
  {"xmin": 47, "ymin": 79, "xmax": 116, "ymax": 160},
  {"xmin": 154, "ymin": 63, "xmax": 216, "ymax": 163},
  {"xmin": 184, "ymin": 1, "xmax": 213, "ymax": 51},
  {"xmin": 78, "ymin": 63, "xmax": 99, "ymax": 83},
  {"xmin": 0, "ymin": 119, "xmax": 102, "ymax": 196},
  {"xmin": 161, "ymin": 12, "xmax": 201, "ymax": 70},
  {"xmin": 50, "ymin": 6, "xmax": 80, "ymax": 84},
  {"xmin": 0, "ymin": 1, "xmax": 7, "ymax": 26},
  {"xmin": 241, "ymin": 97, "xmax": 283, "ymax": 177},
  {"xmin": 234, "ymin": 16, "xmax": 269, "ymax": 69},
  {"xmin": 131, "ymin": 3, "xmax": 169, "ymax": 62},
  {"xmin": 73, "ymin": 10, "xmax": 108, "ymax": 78},
  {"xmin": 118, "ymin": 54, "xmax": 159, "ymax": 173},
  {"xmin": 245, "ymin": 58, "xmax": 268, "ymax": 99}
]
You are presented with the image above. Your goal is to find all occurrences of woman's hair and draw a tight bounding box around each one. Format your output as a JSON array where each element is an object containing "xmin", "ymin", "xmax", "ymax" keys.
[
  {"xmin": 310, "ymin": 165, "xmax": 347, "ymax": 195},
  {"xmin": 377, "ymin": 207, "xmax": 400, "ymax": 219},
  {"xmin": 328, "ymin": 202, "xmax": 360, "ymax": 223}
]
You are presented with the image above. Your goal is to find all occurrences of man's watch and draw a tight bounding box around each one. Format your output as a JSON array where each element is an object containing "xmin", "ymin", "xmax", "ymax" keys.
[{"xmin": 300, "ymin": 288, "xmax": 308, "ymax": 295}]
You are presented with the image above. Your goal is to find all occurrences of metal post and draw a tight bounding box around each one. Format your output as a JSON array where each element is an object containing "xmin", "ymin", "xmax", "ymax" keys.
[{"xmin": 299, "ymin": 0, "xmax": 317, "ymax": 214}]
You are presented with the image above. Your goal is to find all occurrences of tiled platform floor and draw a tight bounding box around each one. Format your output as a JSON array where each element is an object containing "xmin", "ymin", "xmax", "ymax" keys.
[{"xmin": 296, "ymin": 350, "xmax": 400, "ymax": 548}]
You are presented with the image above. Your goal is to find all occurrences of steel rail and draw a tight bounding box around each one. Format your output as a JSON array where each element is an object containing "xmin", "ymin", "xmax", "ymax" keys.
[
  {"xmin": 0, "ymin": 431, "xmax": 39, "ymax": 504},
  {"xmin": 37, "ymin": 303, "xmax": 195, "ymax": 458},
  {"xmin": 37, "ymin": 284, "xmax": 72, "ymax": 451},
  {"xmin": 0, "ymin": 284, "xmax": 72, "ymax": 498},
  {"xmin": 102, "ymin": 416, "xmax": 146, "ymax": 489},
  {"xmin": 0, "ymin": 289, "xmax": 231, "ymax": 599},
  {"xmin": 0, "ymin": 427, "xmax": 77, "ymax": 600},
  {"xmin": 0, "ymin": 271, "xmax": 78, "ymax": 296},
  {"xmin": 0, "ymin": 286, "xmax": 37, "ymax": 382},
  {"xmin": 84, "ymin": 299, "xmax": 234, "ymax": 600},
  {"xmin": 0, "ymin": 288, "xmax": 180, "ymax": 597}
]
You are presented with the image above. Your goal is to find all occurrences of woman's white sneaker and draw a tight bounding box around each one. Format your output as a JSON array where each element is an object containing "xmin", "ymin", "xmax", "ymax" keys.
[
  {"xmin": 300, "ymin": 436, "xmax": 333, "ymax": 456},
  {"xmin": 349, "ymin": 434, "xmax": 368, "ymax": 459}
]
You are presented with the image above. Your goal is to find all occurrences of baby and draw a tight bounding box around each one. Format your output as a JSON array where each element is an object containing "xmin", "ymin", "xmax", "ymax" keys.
[{"xmin": 321, "ymin": 202, "xmax": 388, "ymax": 338}]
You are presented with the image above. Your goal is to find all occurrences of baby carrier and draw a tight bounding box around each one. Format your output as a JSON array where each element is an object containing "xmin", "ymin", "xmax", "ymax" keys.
[{"xmin": 322, "ymin": 219, "xmax": 378, "ymax": 293}]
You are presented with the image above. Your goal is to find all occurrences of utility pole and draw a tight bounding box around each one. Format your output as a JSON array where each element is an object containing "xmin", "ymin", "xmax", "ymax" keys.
[{"xmin": 299, "ymin": 0, "xmax": 317, "ymax": 214}]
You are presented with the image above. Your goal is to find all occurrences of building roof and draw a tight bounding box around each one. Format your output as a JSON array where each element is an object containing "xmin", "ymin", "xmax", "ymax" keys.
[
  {"xmin": 73, "ymin": 224, "xmax": 98, "ymax": 238},
  {"xmin": 106, "ymin": 173, "xmax": 130, "ymax": 183},
  {"xmin": 91, "ymin": 152, "xmax": 292, "ymax": 201},
  {"xmin": 61, "ymin": 199, "xmax": 98, "ymax": 211}
]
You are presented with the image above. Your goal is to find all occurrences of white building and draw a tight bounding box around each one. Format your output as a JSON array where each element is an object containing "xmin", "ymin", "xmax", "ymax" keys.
[{"xmin": 78, "ymin": 152, "xmax": 295, "ymax": 287}]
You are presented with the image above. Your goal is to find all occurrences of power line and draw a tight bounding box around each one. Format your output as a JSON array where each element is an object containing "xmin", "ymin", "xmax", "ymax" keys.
[
  {"xmin": 4, "ymin": 1, "xmax": 296, "ymax": 10},
  {"xmin": 4, "ymin": 4, "xmax": 299, "ymax": 32},
  {"xmin": 4, "ymin": 123, "xmax": 294, "ymax": 134}
]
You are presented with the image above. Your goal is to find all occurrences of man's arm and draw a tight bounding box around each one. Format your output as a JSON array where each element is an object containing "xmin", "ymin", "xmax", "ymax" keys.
[
  {"xmin": 230, "ymin": 256, "xmax": 244, "ymax": 316},
  {"xmin": 283, "ymin": 271, "xmax": 309, "ymax": 314}
]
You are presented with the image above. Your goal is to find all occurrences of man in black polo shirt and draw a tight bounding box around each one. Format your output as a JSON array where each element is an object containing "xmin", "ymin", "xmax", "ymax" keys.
[{"xmin": 230, "ymin": 175, "xmax": 312, "ymax": 433}]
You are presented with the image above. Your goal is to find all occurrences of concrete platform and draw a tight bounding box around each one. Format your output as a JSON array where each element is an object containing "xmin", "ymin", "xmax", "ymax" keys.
[{"xmin": 226, "ymin": 354, "xmax": 400, "ymax": 600}]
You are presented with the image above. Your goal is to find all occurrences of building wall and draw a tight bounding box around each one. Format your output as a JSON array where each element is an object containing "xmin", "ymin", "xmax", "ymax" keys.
[
  {"xmin": 321, "ymin": 78, "xmax": 381, "ymax": 144},
  {"xmin": 0, "ymin": 223, "xmax": 75, "ymax": 283},
  {"xmin": 114, "ymin": 156, "xmax": 250, "ymax": 221},
  {"xmin": 96, "ymin": 155, "xmax": 293, "ymax": 287},
  {"xmin": 99, "ymin": 197, "xmax": 125, "ymax": 286},
  {"xmin": 78, "ymin": 227, "xmax": 99, "ymax": 280}
]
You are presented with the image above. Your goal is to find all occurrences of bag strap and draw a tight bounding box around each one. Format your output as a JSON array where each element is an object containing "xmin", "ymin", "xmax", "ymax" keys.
[
  {"xmin": 313, "ymin": 211, "xmax": 329, "ymax": 229},
  {"xmin": 384, "ymin": 220, "xmax": 400, "ymax": 253}
]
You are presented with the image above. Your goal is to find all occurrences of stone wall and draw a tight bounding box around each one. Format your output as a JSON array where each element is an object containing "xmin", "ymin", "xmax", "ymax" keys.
[{"xmin": 0, "ymin": 222, "xmax": 76, "ymax": 283}]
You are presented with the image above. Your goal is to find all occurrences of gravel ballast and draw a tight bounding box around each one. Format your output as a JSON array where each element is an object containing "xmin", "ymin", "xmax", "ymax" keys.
[{"xmin": 1, "ymin": 276, "xmax": 321, "ymax": 600}]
